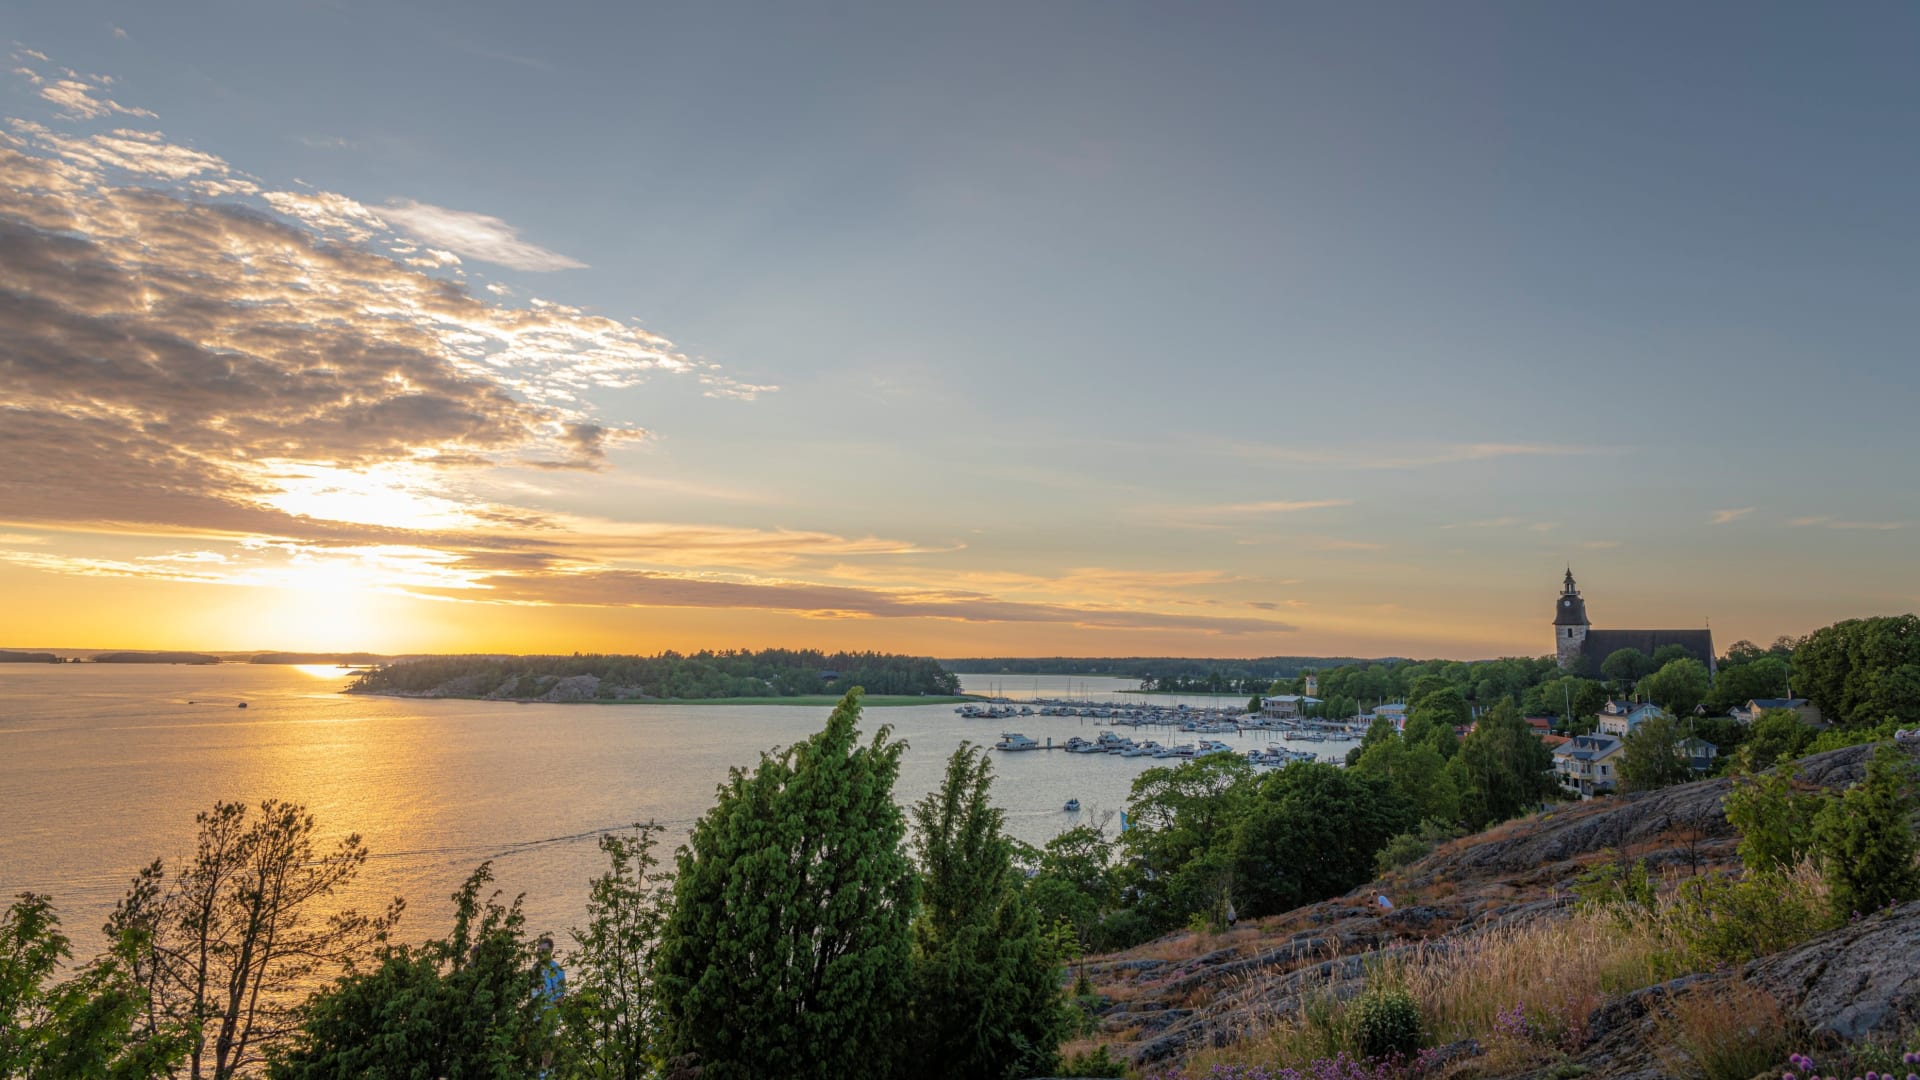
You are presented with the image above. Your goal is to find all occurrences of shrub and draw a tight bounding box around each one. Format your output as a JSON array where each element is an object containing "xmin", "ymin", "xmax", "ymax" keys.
[
  {"xmin": 1056, "ymin": 1044, "xmax": 1130, "ymax": 1077},
  {"xmin": 1571, "ymin": 853, "xmax": 1656, "ymax": 918},
  {"xmin": 1654, "ymin": 981, "xmax": 1797, "ymax": 1080},
  {"xmin": 1666, "ymin": 867, "xmax": 1836, "ymax": 966},
  {"xmin": 1724, "ymin": 769, "xmax": 1823, "ymax": 874},
  {"xmin": 1812, "ymin": 744, "xmax": 1920, "ymax": 918},
  {"xmin": 1348, "ymin": 983, "xmax": 1423, "ymax": 1061}
]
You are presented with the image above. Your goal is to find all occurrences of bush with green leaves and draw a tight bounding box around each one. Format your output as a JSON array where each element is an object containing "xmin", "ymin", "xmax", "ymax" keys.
[
  {"xmin": 1812, "ymin": 744, "xmax": 1920, "ymax": 918},
  {"xmin": 268, "ymin": 863, "xmax": 553, "ymax": 1079},
  {"xmin": 1724, "ymin": 769, "xmax": 1824, "ymax": 874},
  {"xmin": 1349, "ymin": 982, "xmax": 1424, "ymax": 1061},
  {"xmin": 1666, "ymin": 872, "xmax": 1837, "ymax": 966},
  {"xmin": 1373, "ymin": 819, "xmax": 1465, "ymax": 875},
  {"xmin": 1, "ymin": 892, "xmax": 185, "ymax": 1080},
  {"xmin": 1571, "ymin": 853, "xmax": 1657, "ymax": 918},
  {"xmin": 559, "ymin": 823, "xmax": 672, "ymax": 1080}
]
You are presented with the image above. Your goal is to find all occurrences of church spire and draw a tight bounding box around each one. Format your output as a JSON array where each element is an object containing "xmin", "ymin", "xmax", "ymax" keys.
[{"xmin": 1554, "ymin": 568, "xmax": 1589, "ymax": 627}]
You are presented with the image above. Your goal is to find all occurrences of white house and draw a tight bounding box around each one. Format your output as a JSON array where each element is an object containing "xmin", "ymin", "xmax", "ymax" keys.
[
  {"xmin": 1259, "ymin": 694, "xmax": 1321, "ymax": 720},
  {"xmin": 1553, "ymin": 733, "xmax": 1625, "ymax": 798},
  {"xmin": 1596, "ymin": 700, "xmax": 1668, "ymax": 738}
]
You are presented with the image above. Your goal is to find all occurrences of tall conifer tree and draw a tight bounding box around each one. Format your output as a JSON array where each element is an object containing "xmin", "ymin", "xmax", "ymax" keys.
[
  {"xmin": 655, "ymin": 690, "xmax": 916, "ymax": 1080},
  {"xmin": 911, "ymin": 744, "xmax": 1072, "ymax": 1080}
]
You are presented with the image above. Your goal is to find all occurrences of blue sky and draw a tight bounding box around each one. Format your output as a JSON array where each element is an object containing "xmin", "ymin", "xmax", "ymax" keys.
[{"xmin": 2, "ymin": 2, "xmax": 1916, "ymax": 657}]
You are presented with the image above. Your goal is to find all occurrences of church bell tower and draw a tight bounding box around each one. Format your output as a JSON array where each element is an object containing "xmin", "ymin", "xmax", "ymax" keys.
[{"xmin": 1555, "ymin": 568, "xmax": 1590, "ymax": 670}]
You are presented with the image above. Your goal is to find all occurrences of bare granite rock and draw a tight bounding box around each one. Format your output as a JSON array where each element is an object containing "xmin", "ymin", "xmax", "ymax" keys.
[
  {"xmin": 542, "ymin": 674, "xmax": 601, "ymax": 702},
  {"xmin": 1748, "ymin": 898, "xmax": 1920, "ymax": 1042},
  {"xmin": 1441, "ymin": 743, "xmax": 1884, "ymax": 879}
]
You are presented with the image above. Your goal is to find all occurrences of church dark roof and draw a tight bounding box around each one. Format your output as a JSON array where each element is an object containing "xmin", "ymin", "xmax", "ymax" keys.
[{"xmin": 1570, "ymin": 629, "xmax": 1716, "ymax": 679}]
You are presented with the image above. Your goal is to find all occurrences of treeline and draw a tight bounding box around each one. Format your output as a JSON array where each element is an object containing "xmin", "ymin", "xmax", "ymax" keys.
[
  {"xmin": 92, "ymin": 651, "xmax": 220, "ymax": 665},
  {"xmin": 941, "ymin": 655, "xmax": 1388, "ymax": 679},
  {"xmin": 248, "ymin": 652, "xmax": 387, "ymax": 665},
  {"xmin": 3, "ymin": 694, "xmax": 1080, "ymax": 1080},
  {"xmin": 1023, "ymin": 696, "xmax": 1561, "ymax": 955},
  {"xmin": 0, "ymin": 649, "xmax": 58, "ymax": 663},
  {"xmin": 348, "ymin": 648, "xmax": 961, "ymax": 700},
  {"xmin": 1273, "ymin": 631, "xmax": 1805, "ymax": 725}
]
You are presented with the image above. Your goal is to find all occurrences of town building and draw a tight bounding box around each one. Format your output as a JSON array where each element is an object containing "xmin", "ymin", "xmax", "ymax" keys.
[
  {"xmin": 1258, "ymin": 694, "xmax": 1321, "ymax": 720},
  {"xmin": 1596, "ymin": 700, "xmax": 1669, "ymax": 738},
  {"xmin": 1730, "ymin": 697, "xmax": 1823, "ymax": 726},
  {"xmin": 1553, "ymin": 570, "xmax": 1715, "ymax": 679},
  {"xmin": 1552, "ymin": 733, "xmax": 1625, "ymax": 798}
]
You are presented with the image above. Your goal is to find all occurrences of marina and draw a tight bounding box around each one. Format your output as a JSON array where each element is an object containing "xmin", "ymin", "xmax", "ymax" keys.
[{"xmin": 978, "ymin": 695, "xmax": 1352, "ymax": 771}]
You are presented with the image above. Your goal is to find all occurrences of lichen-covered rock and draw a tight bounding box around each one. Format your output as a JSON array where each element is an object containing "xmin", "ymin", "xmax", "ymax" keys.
[
  {"xmin": 542, "ymin": 674, "xmax": 601, "ymax": 702},
  {"xmin": 1748, "ymin": 899, "xmax": 1920, "ymax": 1042}
]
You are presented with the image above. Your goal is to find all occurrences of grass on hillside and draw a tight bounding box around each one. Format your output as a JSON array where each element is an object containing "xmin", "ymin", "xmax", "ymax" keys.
[{"xmin": 1170, "ymin": 862, "xmax": 1833, "ymax": 1079}]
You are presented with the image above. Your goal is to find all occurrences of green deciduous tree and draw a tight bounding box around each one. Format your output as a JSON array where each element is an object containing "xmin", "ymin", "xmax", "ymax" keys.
[
  {"xmin": 1026, "ymin": 825, "xmax": 1121, "ymax": 952},
  {"xmin": 1450, "ymin": 700, "xmax": 1558, "ymax": 830},
  {"xmin": 1601, "ymin": 649, "xmax": 1655, "ymax": 691},
  {"xmin": 1404, "ymin": 687, "xmax": 1469, "ymax": 759},
  {"xmin": 109, "ymin": 800, "xmax": 401, "ymax": 1080},
  {"xmin": 1812, "ymin": 745, "xmax": 1920, "ymax": 918},
  {"xmin": 1724, "ymin": 770, "xmax": 1823, "ymax": 874},
  {"xmin": 1705, "ymin": 655, "xmax": 1792, "ymax": 714},
  {"xmin": 1636, "ymin": 658, "xmax": 1710, "ymax": 716},
  {"xmin": 1793, "ymin": 615, "xmax": 1920, "ymax": 728},
  {"xmin": 1617, "ymin": 715, "xmax": 1693, "ymax": 792},
  {"xmin": 654, "ymin": 690, "xmax": 917, "ymax": 1080},
  {"xmin": 1525, "ymin": 676, "xmax": 1609, "ymax": 733},
  {"xmin": 1353, "ymin": 738, "xmax": 1460, "ymax": 826},
  {"xmin": 1738, "ymin": 708, "xmax": 1816, "ymax": 772},
  {"xmin": 269, "ymin": 863, "xmax": 552, "ymax": 1079},
  {"xmin": 910, "ymin": 744, "xmax": 1072, "ymax": 1080},
  {"xmin": 2, "ymin": 893, "xmax": 185, "ymax": 1080},
  {"xmin": 1229, "ymin": 762, "xmax": 1416, "ymax": 919},
  {"xmin": 561, "ymin": 824, "xmax": 671, "ymax": 1079},
  {"xmin": 1118, "ymin": 753, "xmax": 1256, "ymax": 931}
]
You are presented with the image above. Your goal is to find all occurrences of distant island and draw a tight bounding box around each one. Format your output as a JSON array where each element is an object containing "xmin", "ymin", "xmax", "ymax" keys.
[
  {"xmin": 248, "ymin": 651, "xmax": 389, "ymax": 665},
  {"xmin": 347, "ymin": 649, "xmax": 965, "ymax": 704},
  {"xmin": 0, "ymin": 650, "xmax": 59, "ymax": 664},
  {"xmin": 92, "ymin": 651, "xmax": 221, "ymax": 665}
]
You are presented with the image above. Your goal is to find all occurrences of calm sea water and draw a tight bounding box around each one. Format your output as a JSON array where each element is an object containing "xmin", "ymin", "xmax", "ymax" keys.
[{"xmin": 0, "ymin": 665, "xmax": 1306, "ymax": 958}]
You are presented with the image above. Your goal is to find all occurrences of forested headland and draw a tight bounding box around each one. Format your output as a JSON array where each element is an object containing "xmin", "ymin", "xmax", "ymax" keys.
[
  {"xmin": 941, "ymin": 656, "xmax": 1393, "ymax": 685},
  {"xmin": 346, "ymin": 648, "xmax": 963, "ymax": 702}
]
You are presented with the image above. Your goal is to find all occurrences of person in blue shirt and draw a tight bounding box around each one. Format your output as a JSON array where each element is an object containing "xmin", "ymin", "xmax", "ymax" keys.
[{"xmin": 533, "ymin": 934, "xmax": 565, "ymax": 1075}]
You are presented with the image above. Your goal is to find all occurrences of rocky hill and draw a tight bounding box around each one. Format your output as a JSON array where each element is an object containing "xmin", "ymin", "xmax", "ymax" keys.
[{"xmin": 1066, "ymin": 741, "xmax": 1919, "ymax": 1078}]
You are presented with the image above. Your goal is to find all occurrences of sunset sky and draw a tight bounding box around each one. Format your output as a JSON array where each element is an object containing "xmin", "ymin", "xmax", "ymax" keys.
[{"xmin": 3, "ymin": 3, "xmax": 1916, "ymax": 659}]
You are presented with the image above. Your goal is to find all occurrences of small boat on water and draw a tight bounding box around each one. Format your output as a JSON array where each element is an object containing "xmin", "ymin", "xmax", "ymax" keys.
[
  {"xmin": 1063, "ymin": 799, "xmax": 1080, "ymax": 812},
  {"xmin": 994, "ymin": 732, "xmax": 1040, "ymax": 751}
]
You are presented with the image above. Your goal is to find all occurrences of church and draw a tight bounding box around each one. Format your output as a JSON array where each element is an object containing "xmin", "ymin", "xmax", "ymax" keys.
[{"xmin": 1553, "ymin": 570, "xmax": 1715, "ymax": 678}]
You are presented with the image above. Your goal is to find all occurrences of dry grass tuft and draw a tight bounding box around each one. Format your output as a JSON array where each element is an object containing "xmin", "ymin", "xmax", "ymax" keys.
[{"xmin": 1654, "ymin": 980, "xmax": 1798, "ymax": 1080}]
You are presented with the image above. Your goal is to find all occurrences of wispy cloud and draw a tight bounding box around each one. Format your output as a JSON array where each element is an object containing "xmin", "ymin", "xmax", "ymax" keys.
[
  {"xmin": 1789, "ymin": 516, "xmax": 1906, "ymax": 531},
  {"xmin": 1238, "ymin": 442, "xmax": 1601, "ymax": 471},
  {"xmin": 1202, "ymin": 498, "xmax": 1352, "ymax": 514},
  {"xmin": 1711, "ymin": 507, "xmax": 1755, "ymax": 525},
  {"xmin": 14, "ymin": 60, "xmax": 155, "ymax": 121},
  {"xmin": 1313, "ymin": 537, "xmax": 1387, "ymax": 551},
  {"xmin": 379, "ymin": 199, "xmax": 586, "ymax": 271}
]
